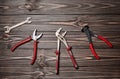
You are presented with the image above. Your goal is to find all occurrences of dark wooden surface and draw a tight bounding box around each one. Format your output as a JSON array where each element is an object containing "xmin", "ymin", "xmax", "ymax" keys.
[{"xmin": 0, "ymin": 0, "xmax": 120, "ymax": 79}]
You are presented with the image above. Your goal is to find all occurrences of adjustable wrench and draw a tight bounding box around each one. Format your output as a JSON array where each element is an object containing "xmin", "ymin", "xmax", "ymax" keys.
[{"xmin": 4, "ymin": 17, "xmax": 32, "ymax": 33}]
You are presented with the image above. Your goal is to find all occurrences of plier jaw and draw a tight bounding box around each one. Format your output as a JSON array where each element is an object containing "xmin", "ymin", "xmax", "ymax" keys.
[
  {"xmin": 32, "ymin": 29, "xmax": 43, "ymax": 41},
  {"xmin": 55, "ymin": 28, "xmax": 68, "ymax": 47},
  {"xmin": 81, "ymin": 25, "xmax": 113, "ymax": 60},
  {"xmin": 55, "ymin": 28, "xmax": 62, "ymax": 35},
  {"xmin": 55, "ymin": 28, "xmax": 67, "ymax": 38},
  {"xmin": 81, "ymin": 25, "xmax": 89, "ymax": 32}
]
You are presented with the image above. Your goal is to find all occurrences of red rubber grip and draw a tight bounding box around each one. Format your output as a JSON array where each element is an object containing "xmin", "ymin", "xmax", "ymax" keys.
[
  {"xmin": 89, "ymin": 43, "xmax": 100, "ymax": 60},
  {"xmin": 55, "ymin": 50, "xmax": 60, "ymax": 75},
  {"xmin": 31, "ymin": 41, "xmax": 38, "ymax": 65},
  {"xmin": 11, "ymin": 36, "xmax": 32, "ymax": 52},
  {"xmin": 98, "ymin": 36, "xmax": 113, "ymax": 48},
  {"xmin": 67, "ymin": 46, "xmax": 78, "ymax": 69},
  {"xmin": 56, "ymin": 59, "xmax": 59, "ymax": 75}
]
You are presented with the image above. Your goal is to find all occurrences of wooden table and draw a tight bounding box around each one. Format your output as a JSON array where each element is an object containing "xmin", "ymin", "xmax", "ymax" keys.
[{"xmin": 0, "ymin": 0, "xmax": 120, "ymax": 79}]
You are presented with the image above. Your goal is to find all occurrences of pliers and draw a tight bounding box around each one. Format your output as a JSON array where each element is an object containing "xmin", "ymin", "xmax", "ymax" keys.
[
  {"xmin": 55, "ymin": 28, "xmax": 79, "ymax": 74},
  {"xmin": 81, "ymin": 25, "xmax": 113, "ymax": 60},
  {"xmin": 11, "ymin": 29, "xmax": 43, "ymax": 65}
]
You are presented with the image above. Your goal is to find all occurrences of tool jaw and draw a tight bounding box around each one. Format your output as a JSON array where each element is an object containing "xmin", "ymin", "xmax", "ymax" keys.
[
  {"xmin": 56, "ymin": 34, "xmax": 68, "ymax": 48},
  {"xmin": 81, "ymin": 26, "xmax": 96, "ymax": 37},
  {"xmin": 55, "ymin": 28, "xmax": 62, "ymax": 36},
  {"xmin": 26, "ymin": 17, "xmax": 32, "ymax": 23},
  {"xmin": 81, "ymin": 25, "xmax": 89, "ymax": 32},
  {"xmin": 55, "ymin": 28, "xmax": 68, "ymax": 48},
  {"xmin": 4, "ymin": 26, "xmax": 11, "ymax": 33},
  {"xmin": 55, "ymin": 28, "xmax": 67, "ymax": 37},
  {"xmin": 55, "ymin": 28, "xmax": 64, "ymax": 41},
  {"xmin": 32, "ymin": 29, "xmax": 43, "ymax": 41}
]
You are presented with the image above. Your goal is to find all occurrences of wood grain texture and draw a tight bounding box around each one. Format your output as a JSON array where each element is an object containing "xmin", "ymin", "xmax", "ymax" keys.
[
  {"xmin": 0, "ymin": 0, "xmax": 120, "ymax": 15},
  {"xmin": 0, "ymin": 0, "xmax": 120, "ymax": 79}
]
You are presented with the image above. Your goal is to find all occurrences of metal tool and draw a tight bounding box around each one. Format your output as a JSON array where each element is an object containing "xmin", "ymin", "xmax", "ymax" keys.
[
  {"xmin": 55, "ymin": 28, "xmax": 79, "ymax": 74},
  {"xmin": 4, "ymin": 17, "xmax": 32, "ymax": 33},
  {"xmin": 11, "ymin": 29, "xmax": 43, "ymax": 65},
  {"xmin": 81, "ymin": 25, "xmax": 113, "ymax": 60}
]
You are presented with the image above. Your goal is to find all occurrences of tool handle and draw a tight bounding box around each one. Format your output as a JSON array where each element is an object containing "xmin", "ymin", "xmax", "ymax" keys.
[
  {"xmin": 31, "ymin": 41, "xmax": 38, "ymax": 65},
  {"xmin": 67, "ymin": 46, "xmax": 79, "ymax": 69},
  {"xmin": 97, "ymin": 36, "xmax": 113, "ymax": 48},
  {"xmin": 11, "ymin": 36, "xmax": 32, "ymax": 52},
  {"xmin": 89, "ymin": 43, "xmax": 100, "ymax": 60},
  {"xmin": 55, "ymin": 50, "xmax": 60, "ymax": 75}
]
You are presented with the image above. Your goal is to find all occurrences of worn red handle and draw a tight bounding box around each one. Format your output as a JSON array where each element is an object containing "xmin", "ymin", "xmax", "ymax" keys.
[
  {"xmin": 55, "ymin": 50, "xmax": 60, "ymax": 75},
  {"xmin": 98, "ymin": 36, "xmax": 113, "ymax": 48},
  {"xmin": 67, "ymin": 47, "xmax": 79, "ymax": 69},
  {"xmin": 89, "ymin": 43, "xmax": 100, "ymax": 60},
  {"xmin": 31, "ymin": 41, "xmax": 38, "ymax": 65},
  {"xmin": 11, "ymin": 36, "xmax": 32, "ymax": 52}
]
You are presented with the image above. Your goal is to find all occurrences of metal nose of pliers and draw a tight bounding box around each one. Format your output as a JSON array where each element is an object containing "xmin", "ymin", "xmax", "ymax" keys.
[
  {"xmin": 32, "ymin": 29, "xmax": 43, "ymax": 41},
  {"xmin": 55, "ymin": 28, "xmax": 67, "ymax": 37},
  {"xmin": 55, "ymin": 28, "xmax": 62, "ymax": 36}
]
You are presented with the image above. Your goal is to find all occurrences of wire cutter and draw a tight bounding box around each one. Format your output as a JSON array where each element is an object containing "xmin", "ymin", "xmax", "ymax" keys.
[
  {"xmin": 11, "ymin": 29, "xmax": 43, "ymax": 65},
  {"xmin": 55, "ymin": 28, "xmax": 79, "ymax": 74},
  {"xmin": 81, "ymin": 25, "xmax": 113, "ymax": 60}
]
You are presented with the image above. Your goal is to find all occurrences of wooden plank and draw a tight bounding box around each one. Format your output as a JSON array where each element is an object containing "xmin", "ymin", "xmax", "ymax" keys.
[
  {"xmin": 1, "ymin": 15, "xmax": 120, "ymax": 28},
  {"xmin": 0, "ymin": 56, "xmax": 119, "ymax": 67},
  {"xmin": 0, "ymin": 0, "xmax": 120, "ymax": 15},
  {"xmin": 0, "ymin": 49, "xmax": 120, "ymax": 67},
  {"xmin": 0, "ymin": 49, "xmax": 119, "ymax": 57},
  {"xmin": 0, "ymin": 66, "xmax": 120, "ymax": 73},
  {"xmin": 0, "ymin": 15, "xmax": 120, "ymax": 33},
  {"xmin": 0, "ymin": 66, "xmax": 119, "ymax": 78},
  {"xmin": 0, "ymin": 75, "xmax": 32, "ymax": 79}
]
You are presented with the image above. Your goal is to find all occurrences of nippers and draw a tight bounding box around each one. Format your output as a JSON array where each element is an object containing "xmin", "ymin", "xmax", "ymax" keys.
[
  {"xmin": 11, "ymin": 29, "xmax": 43, "ymax": 65},
  {"xmin": 81, "ymin": 26, "xmax": 113, "ymax": 59},
  {"xmin": 55, "ymin": 28, "xmax": 79, "ymax": 74}
]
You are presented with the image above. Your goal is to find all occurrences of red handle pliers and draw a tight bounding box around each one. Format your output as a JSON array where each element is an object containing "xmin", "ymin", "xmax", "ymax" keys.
[
  {"xmin": 11, "ymin": 29, "xmax": 43, "ymax": 65},
  {"xmin": 81, "ymin": 26, "xmax": 113, "ymax": 60},
  {"xmin": 55, "ymin": 28, "xmax": 79, "ymax": 74}
]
